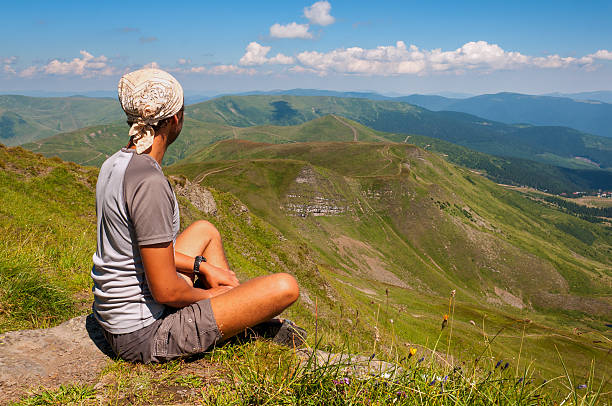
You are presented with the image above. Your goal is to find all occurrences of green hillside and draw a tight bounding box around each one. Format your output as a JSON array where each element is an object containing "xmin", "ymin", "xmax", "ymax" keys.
[
  {"xmin": 168, "ymin": 140, "xmax": 611, "ymax": 379},
  {"xmin": 0, "ymin": 95, "xmax": 123, "ymax": 145},
  {"xmin": 2, "ymin": 143, "xmax": 611, "ymax": 400},
  {"xmin": 186, "ymin": 95, "xmax": 612, "ymax": 169},
  {"xmin": 27, "ymin": 114, "xmax": 612, "ymax": 194}
]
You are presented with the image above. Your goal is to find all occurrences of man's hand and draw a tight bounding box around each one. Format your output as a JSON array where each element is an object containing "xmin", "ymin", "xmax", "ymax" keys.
[{"xmin": 200, "ymin": 263, "xmax": 239, "ymax": 288}]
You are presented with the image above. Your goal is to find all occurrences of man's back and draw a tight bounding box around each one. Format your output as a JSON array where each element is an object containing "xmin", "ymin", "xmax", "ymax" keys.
[{"xmin": 91, "ymin": 149, "xmax": 179, "ymax": 334}]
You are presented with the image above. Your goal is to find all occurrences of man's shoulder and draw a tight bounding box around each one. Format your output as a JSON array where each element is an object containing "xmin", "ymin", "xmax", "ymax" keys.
[{"xmin": 123, "ymin": 151, "xmax": 170, "ymax": 197}]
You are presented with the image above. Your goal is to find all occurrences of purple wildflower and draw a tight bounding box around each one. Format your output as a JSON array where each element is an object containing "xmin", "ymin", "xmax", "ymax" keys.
[
  {"xmin": 502, "ymin": 362, "xmax": 509, "ymax": 370},
  {"xmin": 396, "ymin": 391, "xmax": 406, "ymax": 397},
  {"xmin": 577, "ymin": 384, "xmax": 587, "ymax": 389},
  {"xmin": 429, "ymin": 379, "xmax": 436, "ymax": 386},
  {"xmin": 495, "ymin": 360, "xmax": 502, "ymax": 368},
  {"xmin": 443, "ymin": 375, "xmax": 448, "ymax": 382},
  {"xmin": 333, "ymin": 377, "xmax": 350, "ymax": 385},
  {"xmin": 418, "ymin": 357, "xmax": 425, "ymax": 363}
]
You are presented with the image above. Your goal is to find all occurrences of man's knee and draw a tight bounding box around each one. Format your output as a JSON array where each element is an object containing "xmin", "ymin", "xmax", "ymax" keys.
[
  {"xmin": 193, "ymin": 220, "xmax": 221, "ymax": 240},
  {"xmin": 273, "ymin": 273, "xmax": 299, "ymax": 306}
]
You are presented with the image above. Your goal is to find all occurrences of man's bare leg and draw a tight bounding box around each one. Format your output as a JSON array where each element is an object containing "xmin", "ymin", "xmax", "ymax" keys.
[
  {"xmin": 176, "ymin": 220, "xmax": 300, "ymax": 338},
  {"xmin": 175, "ymin": 220, "xmax": 230, "ymax": 270},
  {"xmin": 210, "ymin": 273, "xmax": 299, "ymax": 339}
]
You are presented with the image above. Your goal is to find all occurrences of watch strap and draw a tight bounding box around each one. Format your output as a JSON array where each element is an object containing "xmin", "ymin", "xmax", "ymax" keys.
[{"xmin": 193, "ymin": 255, "xmax": 207, "ymax": 274}]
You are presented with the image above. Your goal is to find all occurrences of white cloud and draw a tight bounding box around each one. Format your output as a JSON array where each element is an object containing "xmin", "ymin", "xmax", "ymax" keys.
[
  {"xmin": 18, "ymin": 66, "xmax": 38, "ymax": 78},
  {"xmin": 239, "ymin": 42, "xmax": 294, "ymax": 66},
  {"xmin": 184, "ymin": 64, "xmax": 256, "ymax": 75},
  {"xmin": 304, "ymin": 1, "xmax": 335, "ymax": 26},
  {"xmin": 208, "ymin": 64, "xmax": 255, "ymax": 75},
  {"xmin": 177, "ymin": 58, "xmax": 191, "ymax": 65},
  {"xmin": 270, "ymin": 22, "xmax": 312, "ymax": 39},
  {"xmin": 42, "ymin": 50, "xmax": 114, "ymax": 77},
  {"xmin": 590, "ymin": 49, "xmax": 612, "ymax": 60},
  {"xmin": 295, "ymin": 41, "xmax": 610, "ymax": 76},
  {"xmin": 142, "ymin": 61, "xmax": 160, "ymax": 69},
  {"xmin": 268, "ymin": 53, "xmax": 295, "ymax": 64},
  {"xmin": 2, "ymin": 56, "xmax": 17, "ymax": 75}
]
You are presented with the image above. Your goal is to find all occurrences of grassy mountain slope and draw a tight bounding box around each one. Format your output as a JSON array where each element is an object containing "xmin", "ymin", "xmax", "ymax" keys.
[
  {"xmin": 168, "ymin": 139, "xmax": 612, "ymax": 381},
  {"xmin": 2, "ymin": 143, "xmax": 611, "ymax": 395},
  {"xmin": 185, "ymin": 95, "xmax": 612, "ymax": 170},
  {"xmin": 0, "ymin": 95, "xmax": 123, "ymax": 145},
  {"xmin": 28, "ymin": 114, "xmax": 611, "ymax": 194}
]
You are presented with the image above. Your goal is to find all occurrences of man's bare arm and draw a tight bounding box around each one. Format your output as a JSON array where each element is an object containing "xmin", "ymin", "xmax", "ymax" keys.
[
  {"xmin": 174, "ymin": 251, "xmax": 239, "ymax": 288},
  {"xmin": 140, "ymin": 242, "xmax": 232, "ymax": 308}
]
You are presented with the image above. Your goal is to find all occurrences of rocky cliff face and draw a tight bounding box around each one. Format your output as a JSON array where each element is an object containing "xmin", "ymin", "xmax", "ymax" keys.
[{"xmin": 281, "ymin": 166, "xmax": 352, "ymax": 217}]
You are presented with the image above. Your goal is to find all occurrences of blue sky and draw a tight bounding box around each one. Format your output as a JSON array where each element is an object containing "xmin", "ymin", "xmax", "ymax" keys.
[{"xmin": 1, "ymin": 0, "xmax": 611, "ymax": 95}]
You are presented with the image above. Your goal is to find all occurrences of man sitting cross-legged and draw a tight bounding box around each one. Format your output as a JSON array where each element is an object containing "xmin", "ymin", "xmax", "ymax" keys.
[{"xmin": 91, "ymin": 68, "xmax": 303, "ymax": 363}]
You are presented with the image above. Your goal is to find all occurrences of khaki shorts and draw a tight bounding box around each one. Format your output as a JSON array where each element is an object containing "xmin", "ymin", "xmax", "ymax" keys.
[{"xmin": 102, "ymin": 298, "xmax": 222, "ymax": 363}]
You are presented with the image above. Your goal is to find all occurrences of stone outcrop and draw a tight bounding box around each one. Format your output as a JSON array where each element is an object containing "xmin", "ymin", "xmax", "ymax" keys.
[
  {"xmin": 281, "ymin": 166, "xmax": 352, "ymax": 217},
  {"xmin": 172, "ymin": 177, "xmax": 218, "ymax": 215},
  {"xmin": 0, "ymin": 314, "xmax": 113, "ymax": 404}
]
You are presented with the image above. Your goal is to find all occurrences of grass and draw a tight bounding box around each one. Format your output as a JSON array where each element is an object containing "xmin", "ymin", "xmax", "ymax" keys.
[
  {"xmin": 2, "ymin": 144, "xmax": 610, "ymax": 403},
  {"xmin": 13, "ymin": 313, "xmax": 609, "ymax": 405}
]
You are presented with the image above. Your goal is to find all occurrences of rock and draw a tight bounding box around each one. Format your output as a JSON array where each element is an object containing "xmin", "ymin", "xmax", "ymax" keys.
[
  {"xmin": 0, "ymin": 314, "xmax": 114, "ymax": 404},
  {"xmin": 297, "ymin": 349, "xmax": 402, "ymax": 378},
  {"xmin": 172, "ymin": 178, "xmax": 218, "ymax": 215}
]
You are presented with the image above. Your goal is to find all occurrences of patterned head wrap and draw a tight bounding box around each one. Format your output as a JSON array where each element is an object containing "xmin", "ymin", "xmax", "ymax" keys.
[{"xmin": 117, "ymin": 68, "xmax": 184, "ymax": 154}]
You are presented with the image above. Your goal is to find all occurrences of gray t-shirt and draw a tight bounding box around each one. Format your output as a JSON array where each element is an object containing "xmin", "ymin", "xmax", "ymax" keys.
[{"xmin": 91, "ymin": 148, "xmax": 180, "ymax": 334}]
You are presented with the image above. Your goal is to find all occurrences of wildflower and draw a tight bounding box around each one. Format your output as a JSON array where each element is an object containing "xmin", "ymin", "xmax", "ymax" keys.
[
  {"xmin": 495, "ymin": 360, "xmax": 502, "ymax": 368},
  {"xmin": 396, "ymin": 390, "xmax": 406, "ymax": 397},
  {"xmin": 502, "ymin": 362, "xmax": 509, "ymax": 370},
  {"xmin": 441, "ymin": 314, "xmax": 449, "ymax": 330},
  {"xmin": 429, "ymin": 379, "xmax": 436, "ymax": 386},
  {"xmin": 390, "ymin": 319, "xmax": 394, "ymax": 324},
  {"xmin": 333, "ymin": 377, "xmax": 350, "ymax": 385},
  {"xmin": 418, "ymin": 357, "xmax": 425, "ymax": 363},
  {"xmin": 442, "ymin": 375, "xmax": 448, "ymax": 382},
  {"xmin": 408, "ymin": 347, "xmax": 417, "ymax": 358},
  {"xmin": 517, "ymin": 378, "xmax": 523, "ymax": 384},
  {"xmin": 577, "ymin": 384, "xmax": 587, "ymax": 389},
  {"xmin": 451, "ymin": 289, "xmax": 456, "ymax": 297}
]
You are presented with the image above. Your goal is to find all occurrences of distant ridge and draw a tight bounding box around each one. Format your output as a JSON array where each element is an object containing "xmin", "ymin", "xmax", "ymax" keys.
[
  {"xmin": 226, "ymin": 90, "xmax": 612, "ymax": 138},
  {"xmin": 185, "ymin": 95, "xmax": 612, "ymax": 170}
]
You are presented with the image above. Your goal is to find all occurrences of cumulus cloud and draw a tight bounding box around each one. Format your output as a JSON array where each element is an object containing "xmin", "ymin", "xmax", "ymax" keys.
[
  {"xmin": 239, "ymin": 42, "xmax": 294, "ymax": 66},
  {"xmin": 19, "ymin": 66, "xmax": 38, "ymax": 78},
  {"xmin": 270, "ymin": 22, "xmax": 312, "ymax": 39},
  {"xmin": 142, "ymin": 61, "xmax": 160, "ymax": 69},
  {"xmin": 37, "ymin": 50, "xmax": 115, "ymax": 77},
  {"xmin": 294, "ymin": 41, "xmax": 610, "ymax": 76},
  {"xmin": 304, "ymin": 1, "xmax": 335, "ymax": 26},
  {"xmin": 590, "ymin": 49, "xmax": 612, "ymax": 60},
  {"xmin": 177, "ymin": 58, "xmax": 191, "ymax": 65},
  {"xmin": 2, "ymin": 56, "xmax": 17, "ymax": 75},
  {"xmin": 208, "ymin": 64, "xmax": 255, "ymax": 75}
]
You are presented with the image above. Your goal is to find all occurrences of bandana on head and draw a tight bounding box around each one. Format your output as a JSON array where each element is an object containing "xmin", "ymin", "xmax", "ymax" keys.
[{"xmin": 117, "ymin": 68, "xmax": 184, "ymax": 154}]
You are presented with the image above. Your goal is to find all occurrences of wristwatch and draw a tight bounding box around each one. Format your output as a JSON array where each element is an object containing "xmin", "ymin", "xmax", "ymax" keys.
[{"xmin": 193, "ymin": 255, "xmax": 207, "ymax": 275}]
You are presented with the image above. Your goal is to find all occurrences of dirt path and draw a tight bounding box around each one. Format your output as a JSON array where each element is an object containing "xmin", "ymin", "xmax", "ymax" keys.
[
  {"xmin": 79, "ymin": 152, "xmax": 103, "ymax": 165},
  {"xmin": 193, "ymin": 164, "xmax": 238, "ymax": 184},
  {"xmin": 332, "ymin": 115, "xmax": 358, "ymax": 141}
]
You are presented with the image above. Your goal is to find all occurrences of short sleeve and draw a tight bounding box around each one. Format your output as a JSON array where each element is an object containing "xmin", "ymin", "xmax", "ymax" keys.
[{"xmin": 123, "ymin": 156, "xmax": 176, "ymax": 245}]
